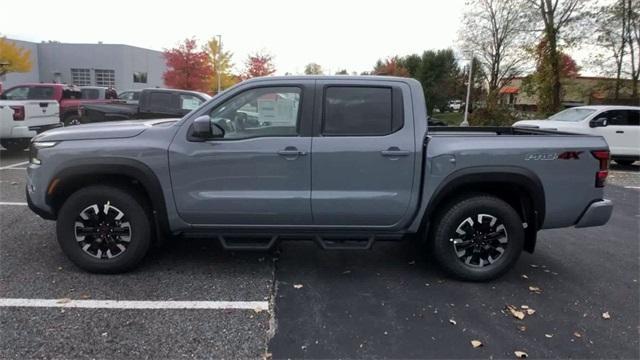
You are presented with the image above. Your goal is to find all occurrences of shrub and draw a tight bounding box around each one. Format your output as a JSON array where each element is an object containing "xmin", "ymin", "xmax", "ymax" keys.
[{"xmin": 468, "ymin": 107, "xmax": 517, "ymax": 127}]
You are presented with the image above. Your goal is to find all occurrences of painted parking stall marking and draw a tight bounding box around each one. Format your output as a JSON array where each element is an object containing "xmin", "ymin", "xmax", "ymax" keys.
[
  {"xmin": 0, "ymin": 161, "xmax": 29, "ymax": 170},
  {"xmin": 0, "ymin": 298, "xmax": 269, "ymax": 311},
  {"xmin": 0, "ymin": 202, "xmax": 28, "ymax": 206}
]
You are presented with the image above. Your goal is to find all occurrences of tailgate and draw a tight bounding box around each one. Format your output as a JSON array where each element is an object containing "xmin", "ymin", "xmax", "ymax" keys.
[{"xmin": 23, "ymin": 101, "xmax": 60, "ymax": 126}]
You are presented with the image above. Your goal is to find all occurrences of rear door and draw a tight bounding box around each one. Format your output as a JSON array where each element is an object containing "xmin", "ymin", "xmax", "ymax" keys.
[{"xmin": 311, "ymin": 80, "xmax": 416, "ymax": 227}]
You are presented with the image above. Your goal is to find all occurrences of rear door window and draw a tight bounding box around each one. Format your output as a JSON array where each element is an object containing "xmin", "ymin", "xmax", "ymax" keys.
[
  {"xmin": 28, "ymin": 86, "xmax": 55, "ymax": 100},
  {"xmin": 322, "ymin": 86, "xmax": 402, "ymax": 136}
]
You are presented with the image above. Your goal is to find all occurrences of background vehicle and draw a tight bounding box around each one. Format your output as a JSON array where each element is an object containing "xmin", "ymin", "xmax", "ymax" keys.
[
  {"xmin": 0, "ymin": 83, "xmax": 117, "ymax": 126},
  {"xmin": 78, "ymin": 88, "xmax": 210, "ymax": 123},
  {"xmin": 0, "ymin": 99, "xmax": 60, "ymax": 151},
  {"xmin": 27, "ymin": 76, "xmax": 612, "ymax": 280},
  {"xmin": 447, "ymin": 99, "xmax": 463, "ymax": 111},
  {"xmin": 117, "ymin": 90, "xmax": 141, "ymax": 104},
  {"xmin": 513, "ymin": 106, "xmax": 640, "ymax": 165},
  {"xmin": 80, "ymin": 86, "xmax": 118, "ymax": 100}
]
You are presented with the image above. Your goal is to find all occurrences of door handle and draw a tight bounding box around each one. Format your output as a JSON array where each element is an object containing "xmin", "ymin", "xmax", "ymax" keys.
[
  {"xmin": 277, "ymin": 147, "xmax": 307, "ymax": 157},
  {"xmin": 616, "ymin": 130, "xmax": 624, "ymax": 134},
  {"xmin": 381, "ymin": 147, "xmax": 410, "ymax": 157}
]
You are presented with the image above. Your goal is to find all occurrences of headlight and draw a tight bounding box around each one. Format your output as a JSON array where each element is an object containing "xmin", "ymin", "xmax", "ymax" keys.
[{"xmin": 30, "ymin": 141, "xmax": 57, "ymax": 165}]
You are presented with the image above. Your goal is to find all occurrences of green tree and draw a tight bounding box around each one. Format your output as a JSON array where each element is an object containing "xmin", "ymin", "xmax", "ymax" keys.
[
  {"xmin": 335, "ymin": 69, "xmax": 349, "ymax": 75},
  {"xmin": 524, "ymin": 0, "xmax": 587, "ymax": 112},
  {"xmin": 304, "ymin": 63, "xmax": 323, "ymax": 75},
  {"xmin": 373, "ymin": 56, "xmax": 409, "ymax": 76},
  {"xmin": 418, "ymin": 49, "xmax": 462, "ymax": 114}
]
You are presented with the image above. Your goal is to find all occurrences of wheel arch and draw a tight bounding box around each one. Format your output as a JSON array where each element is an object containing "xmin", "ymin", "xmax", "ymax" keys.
[
  {"xmin": 46, "ymin": 158, "xmax": 170, "ymax": 238},
  {"xmin": 423, "ymin": 167, "xmax": 545, "ymax": 253}
]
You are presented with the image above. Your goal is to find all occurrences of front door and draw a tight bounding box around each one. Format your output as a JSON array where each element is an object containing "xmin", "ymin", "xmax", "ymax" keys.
[
  {"xmin": 597, "ymin": 109, "xmax": 640, "ymax": 157},
  {"xmin": 311, "ymin": 81, "xmax": 416, "ymax": 227},
  {"xmin": 169, "ymin": 83, "xmax": 314, "ymax": 225}
]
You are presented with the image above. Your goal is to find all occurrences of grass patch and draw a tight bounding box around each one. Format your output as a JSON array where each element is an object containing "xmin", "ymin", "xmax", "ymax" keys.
[{"xmin": 431, "ymin": 111, "xmax": 464, "ymax": 126}]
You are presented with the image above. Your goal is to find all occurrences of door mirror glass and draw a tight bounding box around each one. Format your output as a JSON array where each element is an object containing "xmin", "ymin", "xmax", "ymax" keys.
[
  {"xmin": 590, "ymin": 117, "xmax": 608, "ymax": 128},
  {"xmin": 190, "ymin": 115, "xmax": 225, "ymax": 141}
]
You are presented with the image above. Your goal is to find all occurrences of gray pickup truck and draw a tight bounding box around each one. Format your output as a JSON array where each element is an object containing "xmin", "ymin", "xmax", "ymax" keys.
[{"xmin": 26, "ymin": 76, "xmax": 613, "ymax": 281}]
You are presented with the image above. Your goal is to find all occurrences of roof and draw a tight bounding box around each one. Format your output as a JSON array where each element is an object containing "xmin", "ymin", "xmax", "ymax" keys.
[
  {"xmin": 500, "ymin": 86, "xmax": 519, "ymax": 94},
  {"xmin": 567, "ymin": 105, "xmax": 640, "ymax": 110},
  {"xmin": 242, "ymin": 75, "xmax": 416, "ymax": 83}
]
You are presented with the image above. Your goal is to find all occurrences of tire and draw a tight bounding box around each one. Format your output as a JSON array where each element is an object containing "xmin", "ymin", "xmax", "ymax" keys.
[
  {"xmin": 63, "ymin": 114, "xmax": 82, "ymax": 126},
  {"xmin": 56, "ymin": 185, "xmax": 151, "ymax": 273},
  {"xmin": 615, "ymin": 159, "xmax": 635, "ymax": 166},
  {"xmin": 430, "ymin": 194, "xmax": 524, "ymax": 281},
  {"xmin": 1, "ymin": 139, "xmax": 30, "ymax": 152}
]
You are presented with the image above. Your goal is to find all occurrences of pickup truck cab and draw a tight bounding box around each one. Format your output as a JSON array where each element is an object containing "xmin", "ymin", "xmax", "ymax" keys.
[
  {"xmin": 0, "ymin": 83, "xmax": 117, "ymax": 126},
  {"xmin": 78, "ymin": 88, "xmax": 210, "ymax": 124},
  {"xmin": 27, "ymin": 76, "xmax": 613, "ymax": 280},
  {"xmin": 0, "ymin": 99, "xmax": 60, "ymax": 151},
  {"xmin": 514, "ymin": 106, "xmax": 640, "ymax": 165}
]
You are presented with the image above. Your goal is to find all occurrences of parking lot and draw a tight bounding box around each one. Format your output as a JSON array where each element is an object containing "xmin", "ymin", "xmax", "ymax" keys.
[{"xmin": 0, "ymin": 149, "xmax": 638, "ymax": 359}]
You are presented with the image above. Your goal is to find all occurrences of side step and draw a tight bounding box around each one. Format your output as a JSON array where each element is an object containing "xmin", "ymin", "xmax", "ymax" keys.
[
  {"xmin": 218, "ymin": 234, "xmax": 278, "ymax": 251},
  {"xmin": 314, "ymin": 235, "xmax": 375, "ymax": 250}
]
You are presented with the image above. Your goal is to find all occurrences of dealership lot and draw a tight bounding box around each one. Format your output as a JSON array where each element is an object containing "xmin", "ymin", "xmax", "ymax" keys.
[{"xmin": 1, "ymin": 149, "xmax": 638, "ymax": 359}]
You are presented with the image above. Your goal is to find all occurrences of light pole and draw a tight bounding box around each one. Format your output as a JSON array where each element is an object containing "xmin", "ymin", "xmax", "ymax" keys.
[
  {"xmin": 216, "ymin": 34, "xmax": 222, "ymax": 94},
  {"xmin": 460, "ymin": 55, "xmax": 473, "ymax": 127}
]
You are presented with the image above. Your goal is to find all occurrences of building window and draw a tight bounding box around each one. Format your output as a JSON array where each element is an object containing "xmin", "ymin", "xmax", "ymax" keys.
[
  {"xmin": 95, "ymin": 69, "xmax": 115, "ymax": 87},
  {"xmin": 133, "ymin": 72, "xmax": 148, "ymax": 83},
  {"xmin": 70, "ymin": 68, "xmax": 91, "ymax": 86}
]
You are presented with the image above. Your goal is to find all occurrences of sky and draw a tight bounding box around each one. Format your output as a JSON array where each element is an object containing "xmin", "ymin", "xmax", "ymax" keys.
[{"xmin": 2, "ymin": 0, "xmax": 468, "ymax": 75}]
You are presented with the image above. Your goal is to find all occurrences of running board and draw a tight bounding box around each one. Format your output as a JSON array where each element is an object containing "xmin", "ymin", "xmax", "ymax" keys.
[
  {"xmin": 314, "ymin": 235, "xmax": 375, "ymax": 250},
  {"xmin": 218, "ymin": 234, "xmax": 278, "ymax": 251}
]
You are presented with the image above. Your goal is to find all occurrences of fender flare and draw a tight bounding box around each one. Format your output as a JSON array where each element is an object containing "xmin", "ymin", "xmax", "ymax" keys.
[
  {"xmin": 425, "ymin": 166, "xmax": 546, "ymax": 229},
  {"xmin": 47, "ymin": 157, "xmax": 170, "ymax": 235}
]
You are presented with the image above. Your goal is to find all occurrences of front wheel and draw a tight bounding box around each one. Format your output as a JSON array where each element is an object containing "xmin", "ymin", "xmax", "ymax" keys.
[
  {"xmin": 56, "ymin": 185, "xmax": 151, "ymax": 273},
  {"xmin": 1, "ymin": 139, "xmax": 30, "ymax": 152},
  {"xmin": 430, "ymin": 194, "xmax": 524, "ymax": 281}
]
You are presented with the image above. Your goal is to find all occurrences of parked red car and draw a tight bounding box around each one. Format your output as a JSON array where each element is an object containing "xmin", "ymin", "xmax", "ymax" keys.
[{"xmin": 0, "ymin": 83, "xmax": 117, "ymax": 125}]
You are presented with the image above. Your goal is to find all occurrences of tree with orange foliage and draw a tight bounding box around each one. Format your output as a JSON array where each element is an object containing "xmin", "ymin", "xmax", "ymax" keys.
[
  {"xmin": 373, "ymin": 56, "xmax": 409, "ymax": 77},
  {"xmin": 242, "ymin": 52, "xmax": 276, "ymax": 79},
  {"xmin": 162, "ymin": 38, "xmax": 213, "ymax": 93}
]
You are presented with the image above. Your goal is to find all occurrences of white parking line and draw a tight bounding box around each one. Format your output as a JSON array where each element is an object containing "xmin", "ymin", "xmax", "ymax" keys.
[
  {"xmin": 0, "ymin": 202, "xmax": 28, "ymax": 206},
  {"xmin": 1, "ymin": 167, "xmax": 27, "ymax": 170},
  {"xmin": 0, "ymin": 161, "xmax": 29, "ymax": 170},
  {"xmin": 624, "ymin": 186, "xmax": 640, "ymax": 189},
  {"xmin": 0, "ymin": 298, "xmax": 269, "ymax": 311}
]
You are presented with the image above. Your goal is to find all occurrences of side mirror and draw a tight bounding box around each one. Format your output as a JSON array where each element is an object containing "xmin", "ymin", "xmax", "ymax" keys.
[
  {"xmin": 189, "ymin": 115, "xmax": 225, "ymax": 141},
  {"xmin": 590, "ymin": 117, "xmax": 608, "ymax": 128}
]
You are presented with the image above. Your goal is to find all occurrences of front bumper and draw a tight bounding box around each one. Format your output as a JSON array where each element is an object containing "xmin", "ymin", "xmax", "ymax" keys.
[
  {"xmin": 575, "ymin": 199, "xmax": 613, "ymax": 228},
  {"xmin": 26, "ymin": 167, "xmax": 56, "ymax": 220}
]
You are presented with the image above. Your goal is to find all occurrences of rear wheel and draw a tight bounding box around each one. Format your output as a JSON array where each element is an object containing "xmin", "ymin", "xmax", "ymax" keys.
[
  {"xmin": 430, "ymin": 194, "xmax": 524, "ymax": 281},
  {"xmin": 1, "ymin": 139, "xmax": 30, "ymax": 152},
  {"xmin": 56, "ymin": 185, "xmax": 151, "ymax": 273},
  {"xmin": 615, "ymin": 159, "xmax": 635, "ymax": 166}
]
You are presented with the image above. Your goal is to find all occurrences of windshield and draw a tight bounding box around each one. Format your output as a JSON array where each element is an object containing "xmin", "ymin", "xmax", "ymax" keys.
[{"xmin": 548, "ymin": 108, "xmax": 596, "ymax": 122}]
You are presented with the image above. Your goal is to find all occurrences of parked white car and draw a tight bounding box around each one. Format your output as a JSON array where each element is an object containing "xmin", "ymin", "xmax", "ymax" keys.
[
  {"xmin": 513, "ymin": 106, "xmax": 640, "ymax": 165},
  {"xmin": 448, "ymin": 99, "xmax": 463, "ymax": 111},
  {"xmin": 0, "ymin": 100, "xmax": 61, "ymax": 152}
]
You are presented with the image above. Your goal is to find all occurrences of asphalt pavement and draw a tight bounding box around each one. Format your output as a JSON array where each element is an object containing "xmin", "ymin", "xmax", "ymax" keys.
[{"xmin": 1, "ymin": 149, "xmax": 638, "ymax": 359}]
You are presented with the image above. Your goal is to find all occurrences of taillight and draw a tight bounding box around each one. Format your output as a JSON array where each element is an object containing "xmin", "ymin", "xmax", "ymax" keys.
[
  {"xmin": 10, "ymin": 106, "xmax": 25, "ymax": 121},
  {"xmin": 591, "ymin": 150, "xmax": 610, "ymax": 188}
]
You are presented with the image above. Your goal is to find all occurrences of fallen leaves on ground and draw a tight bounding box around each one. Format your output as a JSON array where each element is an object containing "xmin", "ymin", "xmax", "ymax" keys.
[
  {"xmin": 602, "ymin": 311, "xmax": 611, "ymax": 319},
  {"xmin": 521, "ymin": 274, "xmax": 529, "ymax": 279},
  {"xmin": 507, "ymin": 305, "xmax": 526, "ymax": 320},
  {"xmin": 518, "ymin": 325, "xmax": 527, "ymax": 331},
  {"xmin": 56, "ymin": 298, "xmax": 71, "ymax": 304},
  {"xmin": 514, "ymin": 350, "xmax": 528, "ymax": 358},
  {"xmin": 545, "ymin": 334, "xmax": 553, "ymax": 338},
  {"xmin": 449, "ymin": 319, "xmax": 457, "ymax": 325},
  {"xmin": 528, "ymin": 286, "xmax": 542, "ymax": 294},
  {"xmin": 471, "ymin": 340, "xmax": 483, "ymax": 348},
  {"xmin": 293, "ymin": 284, "xmax": 303, "ymax": 289},
  {"xmin": 573, "ymin": 331, "xmax": 582, "ymax": 338}
]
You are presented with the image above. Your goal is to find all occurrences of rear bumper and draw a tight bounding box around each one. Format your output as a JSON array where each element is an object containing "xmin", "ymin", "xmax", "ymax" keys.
[{"xmin": 575, "ymin": 199, "xmax": 613, "ymax": 228}]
